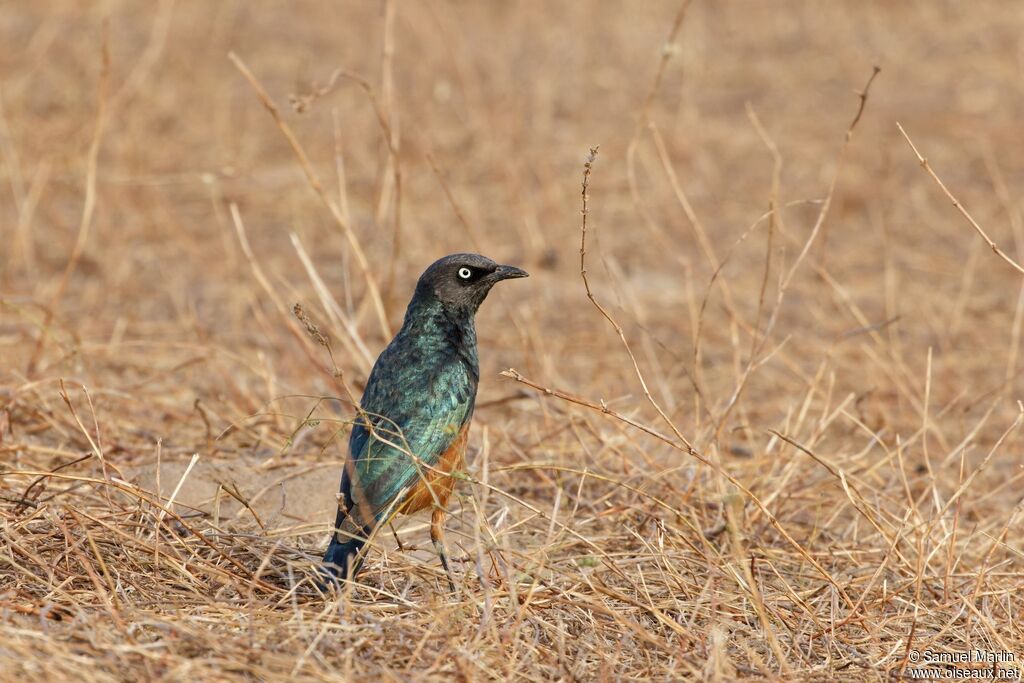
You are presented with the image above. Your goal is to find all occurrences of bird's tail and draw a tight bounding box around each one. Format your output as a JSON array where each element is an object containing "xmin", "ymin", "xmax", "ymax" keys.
[
  {"xmin": 320, "ymin": 498, "xmax": 371, "ymax": 587},
  {"xmin": 320, "ymin": 533, "xmax": 366, "ymax": 585}
]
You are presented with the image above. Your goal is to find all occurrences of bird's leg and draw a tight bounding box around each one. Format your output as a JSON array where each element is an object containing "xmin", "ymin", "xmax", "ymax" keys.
[
  {"xmin": 431, "ymin": 507, "xmax": 456, "ymax": 593},
  {"xmin": 389, "ymin": 522, "xmax": 406, "ymax": 551}
]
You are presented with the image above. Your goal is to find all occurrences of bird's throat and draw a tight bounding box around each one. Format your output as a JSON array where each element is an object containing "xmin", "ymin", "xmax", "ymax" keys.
[{"xmin": 400, "ymin": 297, "xmax": 480, "ymax": 379}]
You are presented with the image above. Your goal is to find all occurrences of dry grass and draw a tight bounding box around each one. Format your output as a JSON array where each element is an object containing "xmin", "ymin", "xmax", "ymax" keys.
[{"xmin": 2, "ymin": 1, "xmax": 1024, "ymax": 680}]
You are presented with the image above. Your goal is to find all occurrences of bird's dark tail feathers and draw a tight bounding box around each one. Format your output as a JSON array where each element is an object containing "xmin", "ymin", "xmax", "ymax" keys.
[
  {"xmin": 321, "ymin": 469, "xmax": 374, "ymax": 588},
  {"xmin": 320, "ymin": 532, "xmax": 367, "ymax": 587}
]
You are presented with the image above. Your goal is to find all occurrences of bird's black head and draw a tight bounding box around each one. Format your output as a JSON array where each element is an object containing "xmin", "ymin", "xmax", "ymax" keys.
[{"xmin": 414, "ymin": 253, "xmax": 528, "ymax": 316}]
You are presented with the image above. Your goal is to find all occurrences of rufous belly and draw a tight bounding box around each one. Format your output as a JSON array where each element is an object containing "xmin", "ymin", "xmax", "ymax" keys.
[{"xmin": 397, "ymin": 422, "xmax": 469, "ymax": 515}]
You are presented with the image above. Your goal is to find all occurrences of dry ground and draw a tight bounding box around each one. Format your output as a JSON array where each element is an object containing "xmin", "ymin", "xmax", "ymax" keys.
[{"xmin": 2, "ymin": 1, "xmax": 1024, "ymax": 680}]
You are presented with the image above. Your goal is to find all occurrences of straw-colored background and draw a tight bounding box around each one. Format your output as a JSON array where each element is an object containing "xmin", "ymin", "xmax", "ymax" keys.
[{"xmin": 2, "ymin": 1, "xmax": 1023, "ymax": 680}]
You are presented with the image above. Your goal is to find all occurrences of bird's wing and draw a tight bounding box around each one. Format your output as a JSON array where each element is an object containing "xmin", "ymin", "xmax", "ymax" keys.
[{"xmin": 342, "ymin": 359, "xmax": 474, "ymax": 525}]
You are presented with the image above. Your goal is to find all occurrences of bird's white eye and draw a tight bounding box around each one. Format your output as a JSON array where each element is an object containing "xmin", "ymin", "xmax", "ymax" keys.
[{"xmin": 458, "ymin": 267, "xmax": 472, "ymax": 279}]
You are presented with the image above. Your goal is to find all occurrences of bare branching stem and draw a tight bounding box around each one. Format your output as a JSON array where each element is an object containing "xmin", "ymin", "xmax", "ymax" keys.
[
  {"xmin": 229, "ymin": 52, "xmax": 393, "ymax": 339},
  {"xmin": 579, "ymin": 146, "xmax": 695, "ymax": 452}
]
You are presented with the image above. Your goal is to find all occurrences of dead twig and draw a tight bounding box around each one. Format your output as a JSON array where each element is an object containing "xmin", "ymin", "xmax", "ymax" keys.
[{"xmin": 897, "ymin": 122, "xmax": 1024, "ymax": 276}]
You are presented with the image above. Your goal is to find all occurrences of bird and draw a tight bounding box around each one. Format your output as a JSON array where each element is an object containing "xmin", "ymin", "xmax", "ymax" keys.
[{"xmin": 322, "ymin": 253, "xmax": 528, "ymax": 589}]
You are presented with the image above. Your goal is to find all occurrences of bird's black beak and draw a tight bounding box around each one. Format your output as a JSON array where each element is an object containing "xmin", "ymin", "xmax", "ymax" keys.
[{"xmin": 493, "ymin": 264, "xmax": 529, "ymax": 281}]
